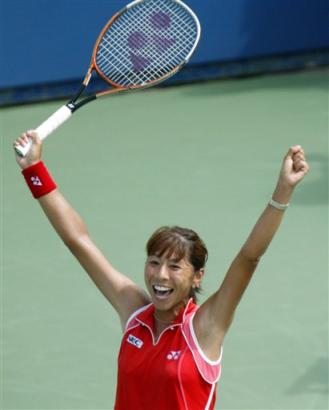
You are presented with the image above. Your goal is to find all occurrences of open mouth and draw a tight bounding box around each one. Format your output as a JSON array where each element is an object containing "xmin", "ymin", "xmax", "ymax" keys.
[{"xmin": 152, "ymin": 285, "xmax": 174, "ymax": 298}]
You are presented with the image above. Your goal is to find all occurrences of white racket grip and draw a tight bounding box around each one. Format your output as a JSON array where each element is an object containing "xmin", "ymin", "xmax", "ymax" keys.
[
  {"xmin": 15, "ymin": 105, "xmax": 72, "ymax": 157},
  {"xmin": 36, "ymin": 105, "xmax": 72, "ymax": 140}
]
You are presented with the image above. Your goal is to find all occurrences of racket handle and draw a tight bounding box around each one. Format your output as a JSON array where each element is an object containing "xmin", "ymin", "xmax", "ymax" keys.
[{"xmin": 14, "ymin": 105, "xmax": 73, "ymax": 157}]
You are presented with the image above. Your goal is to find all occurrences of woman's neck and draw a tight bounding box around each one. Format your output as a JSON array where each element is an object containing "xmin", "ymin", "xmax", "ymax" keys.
[
  {"xmin": 153, "ymin": 312, "xmax": 175, "ymax": 324},
  {"xmin": 153, "ymin": 299, "xmax": 187, "ymax": 325}
]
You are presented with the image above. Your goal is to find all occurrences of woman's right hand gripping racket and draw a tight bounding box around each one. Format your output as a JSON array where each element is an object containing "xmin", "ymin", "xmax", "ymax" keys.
[{"xmin": 14, "ymin": 0, "xmax": 201, "ymax": 157}]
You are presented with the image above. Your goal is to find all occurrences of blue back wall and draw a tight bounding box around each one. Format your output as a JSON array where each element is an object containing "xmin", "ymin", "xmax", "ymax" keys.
[{"xmin": 0, "ymin": 0, "xmax": 328, "ymax": 89}]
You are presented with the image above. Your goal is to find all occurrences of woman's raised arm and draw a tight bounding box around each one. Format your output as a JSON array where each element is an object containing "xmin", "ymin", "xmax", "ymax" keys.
[
  {"xmin": 194, "ymin": 146, "xmax": 310, "ymax": 360},
  {"xmin": 14, "ymin": 131, "xmax": 150, "ymax": 328}
]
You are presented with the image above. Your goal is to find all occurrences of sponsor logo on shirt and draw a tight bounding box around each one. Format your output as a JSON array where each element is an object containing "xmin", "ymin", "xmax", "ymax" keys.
[
  {"xmin": 127, "ymin": 334, "xmax": 144, "ymax": 349},
  {"xmin": 167, "ymin": 350, "xmax": 181, "ymax": 360}
]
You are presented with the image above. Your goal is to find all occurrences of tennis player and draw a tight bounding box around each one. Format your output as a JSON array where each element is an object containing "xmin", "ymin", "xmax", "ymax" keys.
[{"xmin": 14, "ymin": 131, "xmax": 309, "ymax": 409}]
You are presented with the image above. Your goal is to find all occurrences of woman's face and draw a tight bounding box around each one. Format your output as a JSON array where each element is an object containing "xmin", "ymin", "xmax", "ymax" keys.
[{"xmin": 144, "ymin": 253, "xmax": 203, "ymax": 316}]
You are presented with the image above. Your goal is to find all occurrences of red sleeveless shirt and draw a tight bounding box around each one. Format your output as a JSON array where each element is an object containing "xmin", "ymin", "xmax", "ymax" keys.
[{"xmin": 114, "ymin": 299, "xmax": 222, "ymax": 410}]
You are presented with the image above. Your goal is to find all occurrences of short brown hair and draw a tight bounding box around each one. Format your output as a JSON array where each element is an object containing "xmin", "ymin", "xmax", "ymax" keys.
[{"xmin": 146, "ymin": 226, "xmax": 208, "ymax": 303}]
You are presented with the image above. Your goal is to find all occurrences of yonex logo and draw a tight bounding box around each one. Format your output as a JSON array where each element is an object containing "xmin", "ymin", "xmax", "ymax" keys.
[
  {"xmin": 31, "ymin": 176, "xmax": 42, "ymax": 186},
  {"xmin": 167, "ymin": 350, "xmax": 181, "ymax": 360},
  {"xmin": 127, "ymin": 11, "xmax": 176, "ymax": 71},
  {"xmin": 127, "ymin": 334, "xmax": 143, "ymax": 349}
]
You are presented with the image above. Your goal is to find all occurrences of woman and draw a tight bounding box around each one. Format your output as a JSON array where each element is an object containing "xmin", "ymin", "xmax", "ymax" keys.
[{"xmin": 14, "ymin": 131, "xmax": 309, "ymax": 409}]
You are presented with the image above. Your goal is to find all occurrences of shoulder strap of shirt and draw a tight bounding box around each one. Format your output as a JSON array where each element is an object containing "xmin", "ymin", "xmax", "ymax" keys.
[
  {"xmin": 125, "ymin": 303, "xmax": 153, "ymax": 332},
  {"xmin": 182, "ymin": 310, "xmax": 223, "ymax": 384}
]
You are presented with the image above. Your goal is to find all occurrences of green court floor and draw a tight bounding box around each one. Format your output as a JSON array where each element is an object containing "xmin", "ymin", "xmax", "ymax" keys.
[{"xmin": 1, "ymin": 69, "xmax": 328, "ymax": 409}]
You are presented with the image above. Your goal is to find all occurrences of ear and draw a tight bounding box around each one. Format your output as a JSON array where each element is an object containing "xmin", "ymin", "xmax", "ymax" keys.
[{"xmin": 192, "ymin": 268, "xmax": 205, "ymax": 289}]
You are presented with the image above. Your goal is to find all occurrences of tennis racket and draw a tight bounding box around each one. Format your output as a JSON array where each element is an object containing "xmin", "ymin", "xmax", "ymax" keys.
[{"xmin": 14, "ymin": 0, "xmax": 201, "ymax": 157}]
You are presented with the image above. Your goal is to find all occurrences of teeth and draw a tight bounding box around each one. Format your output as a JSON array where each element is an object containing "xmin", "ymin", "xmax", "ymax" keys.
[{"xmin": 154, "ymin": 285, "xmax": 172, "ymax": 291}]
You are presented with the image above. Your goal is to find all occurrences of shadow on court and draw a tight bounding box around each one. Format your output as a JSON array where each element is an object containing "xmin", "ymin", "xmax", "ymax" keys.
[{"xmin": 285, "ymin": 357, "xmax": 329, "ymax": 396}]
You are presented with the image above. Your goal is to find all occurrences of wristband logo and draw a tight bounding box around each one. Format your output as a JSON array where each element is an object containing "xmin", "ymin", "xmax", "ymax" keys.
[{"xmin": 31, "ymin": 176, "xmax": 42, "ymax": 186}]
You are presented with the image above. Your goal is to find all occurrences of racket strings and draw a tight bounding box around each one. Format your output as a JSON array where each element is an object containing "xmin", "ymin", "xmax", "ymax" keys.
[
  {"xmin": 98, "ymin": 4, "xmax": 181, "ymax": 83},
  {"xmin": 127, "ymin": 3, "xmax": 195, "ymax": 68},
  {"xmin": 99, "ymin": 27, "xmax": 167, "ymax": 83},
  {"xmin": 95, "ymin": 0, "xmax": 199, "ymax": 87},
  {"xmin": 98, "ymin": 38, "xmax": 143, "ymax": 84},
  {"xmin": 128, "ymin": 2, "xmax": 197, "ymax": 67},
  {"xmin": 100, "ymin": 24, "xmax": 174, "ymax": 83}
]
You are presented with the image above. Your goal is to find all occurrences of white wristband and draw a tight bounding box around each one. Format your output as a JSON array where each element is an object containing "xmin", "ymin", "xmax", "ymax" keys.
[{"xmin": 269, "ymin": 198, "xmax": 289, "ymax": 211}]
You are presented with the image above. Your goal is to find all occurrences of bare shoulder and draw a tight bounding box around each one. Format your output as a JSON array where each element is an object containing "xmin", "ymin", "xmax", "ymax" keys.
[{"xmin": 117, "ymin": 282, "xmax": 151, "ymax": 330}]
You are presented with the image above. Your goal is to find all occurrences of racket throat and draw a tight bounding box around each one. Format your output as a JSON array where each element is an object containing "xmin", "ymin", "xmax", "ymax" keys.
[
  {"xmin": 69, "ymin": 95, "xmax": 97, "ymax": 111},
  {"xmin": 68, "ymin": 84, "xmax": 97, "ymax": 112}
]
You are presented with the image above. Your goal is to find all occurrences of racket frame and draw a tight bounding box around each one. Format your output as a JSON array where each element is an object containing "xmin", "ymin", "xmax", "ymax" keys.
[{"xmin": 91, "ymin": 0, "xmax": 201, "ymax": 94}]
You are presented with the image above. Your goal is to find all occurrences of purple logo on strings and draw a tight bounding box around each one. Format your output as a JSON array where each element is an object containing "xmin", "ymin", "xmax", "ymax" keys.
[
  {"xmin": 128, "ymin": 11, "xmax": 176, "ymax": 71},
  {"xmin": 151, "ymin": 11, "xmax": 171, "ymax": 29}
]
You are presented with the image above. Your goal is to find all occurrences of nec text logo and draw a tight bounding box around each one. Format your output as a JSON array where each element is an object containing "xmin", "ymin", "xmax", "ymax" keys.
[{"xmin": 127, "ymin": 334, "xmax": 144, "ymax": 349}]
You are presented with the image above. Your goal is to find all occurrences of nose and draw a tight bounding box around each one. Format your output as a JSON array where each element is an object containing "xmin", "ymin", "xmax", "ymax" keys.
[{"xmin": 157, "ymin": 263, "xmax": 170, "ymax": 280}]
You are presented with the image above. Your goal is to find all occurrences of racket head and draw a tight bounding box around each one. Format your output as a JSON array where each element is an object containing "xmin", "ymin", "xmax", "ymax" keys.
[{"xmin": 91, "ymin": 0, "xmax": 201, "ymax": 91}]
